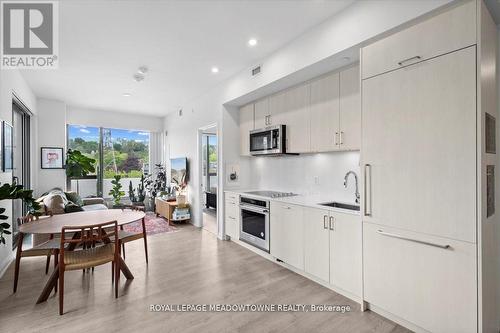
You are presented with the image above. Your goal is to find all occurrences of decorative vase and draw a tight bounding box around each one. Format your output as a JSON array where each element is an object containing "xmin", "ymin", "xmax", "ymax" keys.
[{"xmin": 177, "ymin": 194, "xmax": 186, "ymax": 205}]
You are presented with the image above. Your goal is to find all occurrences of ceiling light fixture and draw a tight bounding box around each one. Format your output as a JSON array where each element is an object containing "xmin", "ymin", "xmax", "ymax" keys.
[
  {"xmin": 248, "ymin": 38, "xmax": 258, "ymax": 47},
  {"xmin": 211, "ymin": 67, "xmax": 219, "ymax": 73},
  {"xmin": 123, "ymin": 93, "xmax": 131, "ymax": 97},
  {"xmin": 138, "ymin": 66, "xmax": 148, "ymax": 74}
]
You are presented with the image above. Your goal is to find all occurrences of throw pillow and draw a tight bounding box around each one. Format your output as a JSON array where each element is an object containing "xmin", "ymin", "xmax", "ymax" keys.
[
  {"xmin": 65, "ymin": 202, "xmax": 84, "ymax": 213},
  {"xmin": 65, "ymin": 191, "xmax": 84, "ymax": 206},
  {"xmin": 42, "ymin": 193, "xmax": 66, "ymax": 215}
]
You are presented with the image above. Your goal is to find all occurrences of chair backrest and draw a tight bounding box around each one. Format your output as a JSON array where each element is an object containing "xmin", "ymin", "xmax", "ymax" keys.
[{"xmin": 60, "ymin": 220, "xmax": 119, "ymax": 251}]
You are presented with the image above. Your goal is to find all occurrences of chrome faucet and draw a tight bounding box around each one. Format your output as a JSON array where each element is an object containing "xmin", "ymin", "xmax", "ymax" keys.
[{"xmin": 344, "ymin": 171, "xmax": 360, "ymax": 204}]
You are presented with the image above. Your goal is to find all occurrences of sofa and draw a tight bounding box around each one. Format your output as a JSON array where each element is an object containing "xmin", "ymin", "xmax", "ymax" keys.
[{"xmin": 37, "ymin": 188, "xmax": 108, "ymax": 215}]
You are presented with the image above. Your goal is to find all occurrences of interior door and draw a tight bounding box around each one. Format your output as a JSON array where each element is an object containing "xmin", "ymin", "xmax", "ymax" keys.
[
  {"xmin": 362, "ymin": 46, "xmax": 476, "ymax": 242},
  {"xmin": 12, "ymin": 101, "xmax": 30, "ymax": 249}
]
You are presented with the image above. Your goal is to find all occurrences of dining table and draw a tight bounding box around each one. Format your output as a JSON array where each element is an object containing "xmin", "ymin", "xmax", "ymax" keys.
[{"xmin": 18, "ymin": 209, "xmax": 146, "ymax": 304}]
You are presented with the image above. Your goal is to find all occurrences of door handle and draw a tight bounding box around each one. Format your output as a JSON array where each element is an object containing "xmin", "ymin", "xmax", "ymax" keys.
[
  {"xmin": 364, "ymin": 164, "xmax": 372, "ymax": 216},
  {"xmin": 397, "ymin": 55, "xmax": 421, "ymax": 66},
  {"xmin": 329, "ymin": 216, "xmax": 334, "ymax": 230},
  {"xmin": 323, "ymin": 215, "xmax": 328, "ymax": 229},
  {"xmin": 377, "ymin": 229, "xmax": 451, "ymax": 249}
]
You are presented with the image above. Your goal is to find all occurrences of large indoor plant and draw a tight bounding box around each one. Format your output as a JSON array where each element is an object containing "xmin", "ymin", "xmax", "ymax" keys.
[
  {"xmin": 65, "ymin": 149, "xmax": 96, "ymax": 178},
  {"xmin": 0, "ymin": 182, "xmax": 41, "ymax": 245}
]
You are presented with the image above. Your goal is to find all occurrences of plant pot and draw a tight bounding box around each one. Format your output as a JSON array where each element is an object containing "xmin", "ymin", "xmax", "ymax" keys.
[{"xmin": 176, "ymin": 194, "xmax": 186, "ymax": 205}]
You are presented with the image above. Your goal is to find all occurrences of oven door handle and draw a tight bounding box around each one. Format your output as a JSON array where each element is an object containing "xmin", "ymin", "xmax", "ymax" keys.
[{"xmin": 239, "ymin": 204, "xmax": 269, "ymax": 214}]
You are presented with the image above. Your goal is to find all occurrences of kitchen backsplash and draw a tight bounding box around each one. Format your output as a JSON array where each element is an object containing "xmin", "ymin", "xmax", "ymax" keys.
[{"xmin": 249, "ymin": 151, "xmax": 360, "ymax": 203}]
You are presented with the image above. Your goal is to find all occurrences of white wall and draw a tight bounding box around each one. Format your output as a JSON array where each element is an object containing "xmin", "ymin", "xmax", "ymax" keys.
[
  {"xmin": 37, "ymin": 99, "xmax": 67, "ymax": 195},
  {"xmin": 249, "ymin": 152, "xmax": 360, "ymax": 203},
  {"xmin": 67, "ymin": 106, "xmax": 163, "ymax": 132},
  {"xmin": 163, "ymin": 0, "xmax": 453, "ymax": 233},
  {"xmin": 0, "ymin": 70, "xmax": 37, "ymax": 276}
]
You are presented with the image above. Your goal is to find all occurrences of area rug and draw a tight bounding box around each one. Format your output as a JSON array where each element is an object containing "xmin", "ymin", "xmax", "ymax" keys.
[{"xmin": 122, "ymin": 212, "xmax": 179, "ymax": 236}]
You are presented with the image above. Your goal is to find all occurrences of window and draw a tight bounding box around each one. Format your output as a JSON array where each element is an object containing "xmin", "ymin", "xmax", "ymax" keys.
[{"xmin": 67, "ymin": 125, "xmax": 150, "ymax": 198}]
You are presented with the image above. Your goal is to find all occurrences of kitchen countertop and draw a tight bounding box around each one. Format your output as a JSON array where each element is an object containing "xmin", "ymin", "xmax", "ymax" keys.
[{"xmin": 225, "ymin": 189, "xmax": 361, "ymax": 216}]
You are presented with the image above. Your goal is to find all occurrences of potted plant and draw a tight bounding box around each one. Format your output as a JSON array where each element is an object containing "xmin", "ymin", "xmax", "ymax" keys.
[
  {"xmin": 65, "ymin": 149, "xmax": 96, "ymax": 190},
  {"xmin": 0, "ymin": 181, "xmax": 41, "ymax": 245},
  {"xmin": 172, "ymin": 173, "xmax": 188, "ymax": 205},
  {"xmin": 108, "ymin": 175, "xmax": 125, "ymax": 207}
]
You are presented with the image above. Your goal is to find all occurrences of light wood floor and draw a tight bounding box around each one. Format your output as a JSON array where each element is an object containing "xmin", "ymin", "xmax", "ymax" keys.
[{"xmin": 0, "ymin": 225, "xmax": 411, "ymax": 333}]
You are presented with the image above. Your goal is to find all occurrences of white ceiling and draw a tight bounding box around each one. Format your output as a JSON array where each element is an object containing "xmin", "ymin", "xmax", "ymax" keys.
[{"xmin": 20, "ymin": 0, "xmax": 354, "ymax": 117}]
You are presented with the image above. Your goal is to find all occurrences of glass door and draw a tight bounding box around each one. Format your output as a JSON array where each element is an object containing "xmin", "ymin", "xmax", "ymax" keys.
[{"xmin": 12, "ymin": 101, "xmax": 31, "ymax": 249}]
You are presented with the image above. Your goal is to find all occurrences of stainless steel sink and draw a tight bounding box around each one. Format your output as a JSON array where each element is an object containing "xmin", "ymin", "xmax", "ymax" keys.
[{"xmin": 319, "ymin": 202, "xmax": 360, "ymax": 211}]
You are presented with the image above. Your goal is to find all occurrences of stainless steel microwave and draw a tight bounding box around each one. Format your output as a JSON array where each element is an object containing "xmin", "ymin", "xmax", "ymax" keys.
[{"xmin": 249, "ymin": 125, "xmax": 286, "ymax": 156}]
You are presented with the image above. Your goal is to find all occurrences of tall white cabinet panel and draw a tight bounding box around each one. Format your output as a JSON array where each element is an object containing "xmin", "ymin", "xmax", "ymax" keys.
[
  {"xmin": 239, "ymin": 103, "xmax": 254, "ymax": 156},
  {"xmin": 270, "ymin": 202, "xmax": 304, "ymax": 270},
  {"xmin": 310, "ymin": 72, "xmax": 340, "ymax": 152},
  {"xmin": 225, "ymin": 193, "xmax": 240, "ymax": 240},
  {"xmin": 285, "ymin": 84, "xmax": 311, "ymax": 153},
  {"xmin": 339, "ymin": 66, "xmax": 360, "ymax": 151},
  {"xmin": 254, "ymin": 98, "xmax": 269, "ymax": 129},
  {"xmin": 363, "ymin": 223, "xmax": 476, "ymax": 333},
  {"xmin": 361, "ymin": 0, "xmax": 476, "ymax": 79},
  {"xmin": 362, "ymin": 46, "xmax": 476, "ymax": 242},
  {"xmin": 303, "ymin": 207, "xmax": 330, "ymax": 282},
  {"xmin": 330, "ymin": 212, "xmax": 361, "ymax": 297}
]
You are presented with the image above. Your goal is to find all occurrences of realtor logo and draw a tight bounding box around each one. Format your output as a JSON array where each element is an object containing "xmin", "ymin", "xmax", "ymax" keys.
[{"xmin": 1, "ymin": 1, "xmax": 58, "ymax": 69}]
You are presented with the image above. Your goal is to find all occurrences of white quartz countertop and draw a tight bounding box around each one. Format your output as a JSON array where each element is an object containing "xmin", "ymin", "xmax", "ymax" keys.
[{"xmin": 225, "ymin": 189, "xmax": 361, "ymax": 216}]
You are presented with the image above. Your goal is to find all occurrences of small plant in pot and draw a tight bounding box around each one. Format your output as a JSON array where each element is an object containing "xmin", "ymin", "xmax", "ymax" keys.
[{"xmin": 109, "ymin": 175, "xmax": 125, "ymax": 207}]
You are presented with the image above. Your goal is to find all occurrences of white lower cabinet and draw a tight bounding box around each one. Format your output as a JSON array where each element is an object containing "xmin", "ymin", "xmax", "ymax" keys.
[
  {"xmin": 270, "ymin": 202, "xmax": 304, "ymax": 270},
  {"xmin": 302, "ymin": 207, "xmax": 362, "ymax": 297},
  {"xmin": 330, "ymin": 212, "xmax": 361, "ymax": 297},
  {"xmin": 303, "ymin": 208, "xmax": 330, "ymax": 282},
  {"xmin": 225, "ymin": 194, "xmax": 240, "ymax": 240},
  {"xmin": 363, "ymin": 222, "xmax": 476, "ymax": 333}
]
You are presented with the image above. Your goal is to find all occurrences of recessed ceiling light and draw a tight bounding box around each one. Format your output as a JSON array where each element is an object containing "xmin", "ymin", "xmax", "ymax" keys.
[
  {"xmin": 342, "ymin": 56, "xmax": 351, "ymax": 61},
  {"xmin": 248, "ymin": 38, "xmax": 258, "ymax": 47},
  {"xmin": 138, "ymin": 66, "xmax": 148, "ymax": 74},
  {"xmin": 123, "ymin": 93, "xmax": 131, "ymax": 97},
  {"xmin": 211, "ymin": 67, "xmax": 219, "ymax": 73}
]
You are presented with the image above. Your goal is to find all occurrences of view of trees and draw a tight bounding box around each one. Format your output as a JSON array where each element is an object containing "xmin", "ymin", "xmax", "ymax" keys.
[{"xmin": 68, "ymin": 126, "xmax": 149, "ymax": 179}]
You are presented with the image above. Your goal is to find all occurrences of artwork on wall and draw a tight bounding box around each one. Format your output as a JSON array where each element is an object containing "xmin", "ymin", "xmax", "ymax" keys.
[
  {"xmin": 2, "ymin": 122, "xmax": 12, "ymax": 171},
  {"xmin": 41, "ymin": 147, "xmax": 64, "ymax": 169}
]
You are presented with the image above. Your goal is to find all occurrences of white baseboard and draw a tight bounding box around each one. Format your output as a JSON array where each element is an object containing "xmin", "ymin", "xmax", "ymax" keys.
[{"xmin": 0, "ymin": 255, "xmax": 13, "ymax": 279}]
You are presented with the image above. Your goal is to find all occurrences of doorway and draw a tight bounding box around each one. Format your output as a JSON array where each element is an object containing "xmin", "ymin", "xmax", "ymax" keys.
[
  {"xmin": 198, "ymin": 124, "xmax": 218, "ymax": 236},
  {"xmin": 12, "ymin": 98, "xmax": 31, "ymax": 250}
]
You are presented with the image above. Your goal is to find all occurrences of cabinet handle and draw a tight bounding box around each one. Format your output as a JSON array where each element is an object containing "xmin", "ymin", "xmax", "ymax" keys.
[
  {"xmin": 329, "ymin": 216, "xmax": 334, "ymax": 230},
  {"xmin": 364, "ymin": 164, "xmax": 372, "ymax": 217},
  {"xmin": 377, "ymin": 229, "xmax": 451, "ymax": 249},
  {"xmin": 323, "ymin": 215, "xmax": 328, "ymax": 229},
  {"xmin": 397, "ymin": 55, "xmax": 421, "ymax": 66},
  {"xmin": 334, "ymin": 132, "xmax": 339, "ymax": 146},
  {"xmin": 268, "ymin": 115, "xmax": 271, "ymax": 125},
  {"xmin": 340, "ymin": 131, "xmax": 344, "ymax": 145}
]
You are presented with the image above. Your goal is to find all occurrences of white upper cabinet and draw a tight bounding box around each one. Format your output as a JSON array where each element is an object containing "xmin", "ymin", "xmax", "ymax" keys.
[
  {"xmin": 268, "ymin": 90, "xmax": 287, "ymax": 127},
  {"xmin": 361, "ymin": 0, "xmax": 476, "ymax": 79},
  {"xmin": 285, "ymin": 84, "xmax": 311, "ymax": 153},
  {"xmin": 239, "ymin": 65, "xmax": 361, "ymax": 155},
  {"xmin": 254, "ymin": 98, "xmax": 269, "ymax": 129},
  {"xmin": 310, "ymin": 72, "xmax": 340, "ymax": 152},
  {"xmin": 362, "ymin": 46, "xmax": 476, "ymax": 242},
  {"xmin": 339, "ymin": 65, "xmax": 360, "ymax": 151},
  {"xmin": 239, "ymin": 103, "xmax": 254, "ymax": 156}
]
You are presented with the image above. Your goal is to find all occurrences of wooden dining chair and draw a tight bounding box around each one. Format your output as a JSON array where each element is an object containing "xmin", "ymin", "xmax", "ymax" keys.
[
  {"xmin": 13, "ymin": 213, "xmax": 60, "ymax": 293},
  {"xmin": 58, "ymin": 220, "xmax": 120, "ymax": 315},
  {"xmin": 118, "ymin": 206, "xmax": 148, "ymax": 263}
]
